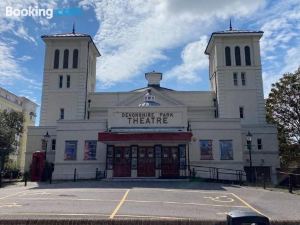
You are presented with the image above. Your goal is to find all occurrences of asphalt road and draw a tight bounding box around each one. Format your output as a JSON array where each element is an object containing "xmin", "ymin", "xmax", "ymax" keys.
[{"xmin": 0, "ymin": 180, "xmax": 299, "ymax": 221}]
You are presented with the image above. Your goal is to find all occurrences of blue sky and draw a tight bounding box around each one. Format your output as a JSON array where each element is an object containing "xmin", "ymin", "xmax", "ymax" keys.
[{"xmin": 0, "ymin": 0, "xmax": 299, "ymax": 125}]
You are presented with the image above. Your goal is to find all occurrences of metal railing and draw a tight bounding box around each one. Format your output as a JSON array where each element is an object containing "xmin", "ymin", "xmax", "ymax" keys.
[
  {"xmin": 277, "ymin": 170, "xmax": 300, "ymax": 193},
  {"xmin": 189, "ymin": 164, "xmax": 246, "ymax": 184}
]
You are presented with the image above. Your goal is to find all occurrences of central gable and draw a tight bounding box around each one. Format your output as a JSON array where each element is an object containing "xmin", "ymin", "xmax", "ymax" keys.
[{"xmin": 116, "ymin": 87, "xmax": 185, "ymax": 107}]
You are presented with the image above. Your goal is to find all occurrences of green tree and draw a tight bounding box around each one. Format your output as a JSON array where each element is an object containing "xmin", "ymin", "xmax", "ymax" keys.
[
  {"xmin": 266, "ymin": 68, "xmax": 300, "ymax": 167},
  {"xmin": 0, "ymin": 110, "xmax": 24, "ymax": 170}
]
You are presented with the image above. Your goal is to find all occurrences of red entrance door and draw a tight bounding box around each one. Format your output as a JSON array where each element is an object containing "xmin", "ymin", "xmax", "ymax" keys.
[
  {"xmin": 113, "ymin": 147, "xmax": 131, "ymax": 177},
  {"xmin": 138, "ymin": 147, "xmax": 155, "ymax": 177},
  {"xmin": 161, "ymin": 147, "xmax": 179, "ymax": 178}
]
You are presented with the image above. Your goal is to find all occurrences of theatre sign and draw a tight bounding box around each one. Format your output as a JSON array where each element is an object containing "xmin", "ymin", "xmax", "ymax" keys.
[{"xmin": 108, "ymin": 107, "xmax": 187, "ymax": 129}]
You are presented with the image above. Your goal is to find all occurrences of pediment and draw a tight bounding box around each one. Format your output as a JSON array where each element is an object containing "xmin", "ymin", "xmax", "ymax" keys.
[{"xmin": 116, "ymin": 87, "xmax": 184, "ymax": 107}]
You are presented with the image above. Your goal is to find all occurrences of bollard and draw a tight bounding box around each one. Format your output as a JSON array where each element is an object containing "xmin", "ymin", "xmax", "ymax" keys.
[
  {"xmin": 289, "ymin": 174, "xmax": 293, "ymax": 193},
  {"xmin": 0, "ymin": 171, "xmax": 2, "ymax": 188},
  {"xmin": 239, "ymin": 171, "xmax": 243, "ymax": 186},
  {"xmin": 192, "ymin": 168, "xmax": 196, "ymax": 178},
  {"xmin": 73, "ymin": 168, "xmax": 77, "ymax": 182},
  {"xmin": 24, "ymin": 175, "xmax": 27, "ymax": 187},
  {"xmin": 96, "ymin": 168, "xmax": 98, "ymax": 180},
  {"xmin": 262, "ymin": 173, "xmax": 266, "ymax": 189}
]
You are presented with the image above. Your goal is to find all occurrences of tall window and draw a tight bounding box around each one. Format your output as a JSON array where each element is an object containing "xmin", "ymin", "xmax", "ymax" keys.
[
  {"xmin": 65, "ymin": 141, "xmax": 77, "ymax": 160},
  {"xmin": 73, "ymin": 49, "xmax": 78, "ymax": 68},
  {"xmin": 235, "ymin": 46, "xmax": 241, "ymax": 66},
  {"xmin": 200, "ymin": 140, "xmax": 213, "ymax": 160},
  {"xmin": 220, "ymin": 140, "xmax": 233, "ymax": 160},
  {"xmin": 67, "ymin": 75, "xmax": 70, "ymax": 88},
  {"xmin": 241, "ymin": 72, "xmax": 246, "ymax": 86},
  {"xmin": 51, "ymin": 139, "xmax": 56, "ymax": 151},
  {"xmin": 59, "ymin": 75, "xmax": 63, "ymax": 88},
  {"xmin": 239, "ymin": 106, "xmax": 244, "ymax": 119},
  {"xmin": 233, "ymin": 72, "xmax": 238, "ymax": 86},
  {"xmin": 245, "ymin": 46, "xmax": 251, "ymax": 66},
  {"xmin": 63, "ymin": 49, "xmax": 69, "ymax": 69},
  {"xmin": 60, "ymin": 108, "xmax": 64, "ymax": 120},
  {"xmin": 257, "ymin": 138, "xmax": 263, "ymax": 150},
  {"xmin": 54, "ymin": 49, "xmax": 60, "ymax": 69},
  {"xmin": 225, "ymin": 47, "xmax": 231, "ymax": 66},
  {"xmin": 84, "ymin": 140, "xmax": 97, "ymax": 160}
]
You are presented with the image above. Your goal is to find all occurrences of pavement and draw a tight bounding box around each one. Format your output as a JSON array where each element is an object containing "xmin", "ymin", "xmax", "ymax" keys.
[{"xmin": 0, "ymin": 180, "xmax": 299, "ymax": 222}]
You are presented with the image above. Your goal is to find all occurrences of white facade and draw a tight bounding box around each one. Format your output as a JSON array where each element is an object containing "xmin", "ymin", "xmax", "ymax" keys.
[{"xmin": 26, "ymin": 29, "xmax": 280, "ymax": 183}]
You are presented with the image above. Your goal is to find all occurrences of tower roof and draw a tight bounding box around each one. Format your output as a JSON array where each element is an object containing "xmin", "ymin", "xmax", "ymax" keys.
[
  {"xmin": 204, "ymin": 29, "xmax": 263, "ymax": 55},
  {"xmin": 41, "ymin": 32, "xmax": 101, "ymax": 56}
]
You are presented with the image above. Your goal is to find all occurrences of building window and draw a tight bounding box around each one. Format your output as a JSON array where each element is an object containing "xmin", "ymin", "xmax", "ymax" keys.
[
  {"xmin": 73, "ymin": 49, "xmax": 78, "ymax": 68},
  {"xmin": 225, "ymin": 46, "xmax": 231, "ymax": 66},
  {"xmin": 51, "ymin": 139, "xmax": 56, "ymax": 151},
  {"xmin": 60, "ymin": 108, "xmax": 64, "ymax": 120},
  {"xmin": 59, "ymin": 75, "xmax": 63, "ymax": 88},
  {"xmin": 233, "ymin": 72, "xmax": 238, "ymax": 86},
  {"xmin": 54, "ymin": 49, "xmax": 60, "ymax": 69},
  {"xmin": 235, "ymin": 46, "xmax": 241, "ymax": 66},
  {"xmin": 245, "ymin": 46, "xmax": 251, "ymax": 66},
  {"xmin": 64, "ymin": 141, "xmax": 77, "ymax": 160},
  {"xmin": 84, "ymin": 140, "xmax": 97, "ymax": 160},
  {"xmin": 220, "ymin": 140, "xmax": 233, "ymax": 160},
  {"xmin": 67, "ymin": 75, "xmax": 70, "ymax": 88},
  {"xmin": 200, "ymin": 140, "xmax": 213, "ymax": 160},
  {"xmin": 257, "ymin": 138, "xmax": 263, "ymax": 150},
  {"xmin": 241, "ymin": 72, "xmax": 246, "ymax": 86},
  {"xmin": 63, "ymin": 49, "xmax": 69, "ymax": 69},
  {"xmin": 239, "ymin": 106, "xmax": 244, "ymax": 119}
]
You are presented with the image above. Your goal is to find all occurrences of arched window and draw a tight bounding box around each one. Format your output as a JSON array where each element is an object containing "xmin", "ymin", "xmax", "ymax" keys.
[
  {"xmin": 245, "ymin": 46, "xmax": 251, "ymax": 66},
  {"xmin": 54, "ymin": 49, "xmax": 59, "ymax": 69},
  {"xmin": 235, "ymin": 46, "xmax": 241, "ymax": 66},
  {"xmin": 63, "ymin": 49, "xmax": 69, "ymax": 69},
  {"xmin": 72, "ymin": 49, "xmax": 78, "ymax": 68},
  {"xmin": 225, "ymin": 47, "xmax": 231, "ymax": 66}
]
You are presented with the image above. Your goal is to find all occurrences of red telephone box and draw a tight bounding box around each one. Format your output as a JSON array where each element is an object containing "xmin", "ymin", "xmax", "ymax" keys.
[{"xmin": 31, "ymin": 151, "xmax": 45, "ymax": 181}]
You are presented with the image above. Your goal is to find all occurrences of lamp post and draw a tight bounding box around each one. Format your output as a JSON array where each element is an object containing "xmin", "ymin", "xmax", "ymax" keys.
[
  {"xmin": 43, "ymin": 131, "xmax": 51, "ymax": 161},
  {"xmin": 246, "ymin": 131, "xmax": 253, "ymax": 183}
]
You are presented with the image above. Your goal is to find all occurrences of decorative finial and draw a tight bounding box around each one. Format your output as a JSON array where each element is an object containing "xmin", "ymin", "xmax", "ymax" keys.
[
  {"xmin": 72, "ymin": 22, "xmax": 75, "ymax": 34},
  {"xmin": 229, "ymin": 19, "xmax": 232, "ymax": 31}
]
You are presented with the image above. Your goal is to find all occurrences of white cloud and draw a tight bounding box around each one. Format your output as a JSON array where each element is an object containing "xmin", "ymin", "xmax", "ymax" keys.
[
  {"xmin": 18, "ymin": 55, "xmax": 33, "ymax": 62},
  {"xmin": 165, "ymin": 36, "xmax": 208, "ymax": 83},
  {"xmin": 0, "ymin": 0, "xmax": 58, "ymax": 89},
  {"xmin": 257, "ymin": 1, "xmax": 300, "ymax": 97},
  {"xmin": 80, "ymin": 0, "xmax": 265, "ymax": 88}
]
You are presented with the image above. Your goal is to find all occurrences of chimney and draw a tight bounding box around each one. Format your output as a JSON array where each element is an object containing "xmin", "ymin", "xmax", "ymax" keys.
[{"xmin": 145, "ymin": 71, "xmax": 162, "ymax": 87}]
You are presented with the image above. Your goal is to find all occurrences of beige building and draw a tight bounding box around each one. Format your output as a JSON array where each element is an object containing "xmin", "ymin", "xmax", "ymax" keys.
[
  {"xmin": 26, "ymin": 29, "xmax": 280, "ymax": 183},
  {"xmin": 0, "ymin": 86, "xmax": 37, "ymax": 171}
]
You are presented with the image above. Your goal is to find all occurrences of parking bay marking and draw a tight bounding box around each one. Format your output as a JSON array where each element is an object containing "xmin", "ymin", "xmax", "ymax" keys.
[
  {"xmin": 0, "ymin": 202, "xmax": 22, "ymax": 208},
  {"xmin": 110, "ymin": 189, "xmax": 130, "ymax": 219},
  {"xmin": 125, "ymin": 199, "xmax": 247, "ymax": 208},
  {"xmin": 203, "ymin": 195, "xmax": 235, "ymax": 203},
  {"xmin": 230, "ymin": 192, "xmax": 265, "ymax": 216}
]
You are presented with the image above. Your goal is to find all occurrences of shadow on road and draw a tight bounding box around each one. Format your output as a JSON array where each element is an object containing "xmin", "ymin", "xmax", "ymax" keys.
[{"xmin": 27, "ymin": 180, "xmax": 243, "ymax": 191}]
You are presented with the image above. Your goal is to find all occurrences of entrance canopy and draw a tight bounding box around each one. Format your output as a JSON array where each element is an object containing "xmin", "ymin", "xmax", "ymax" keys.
[{"xmin": 98, "ymin": 132, "xmax": 192, "ymax": 143}]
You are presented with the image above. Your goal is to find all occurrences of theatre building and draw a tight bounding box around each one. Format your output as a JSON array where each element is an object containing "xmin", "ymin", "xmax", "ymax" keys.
[{"xmin": 25, "ymin": 29, "xmax": 280, "ymax": 183}]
